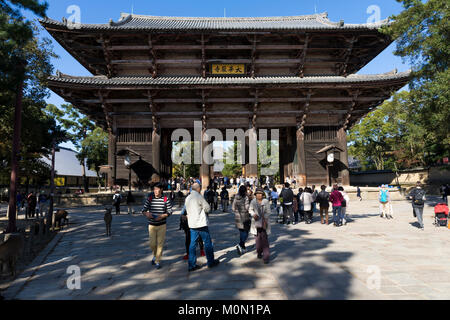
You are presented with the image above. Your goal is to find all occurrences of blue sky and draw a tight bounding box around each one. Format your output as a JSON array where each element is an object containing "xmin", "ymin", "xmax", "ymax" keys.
[{"xmin": 24, "ymin": 0, "xmax": 410, "ymax": 149}]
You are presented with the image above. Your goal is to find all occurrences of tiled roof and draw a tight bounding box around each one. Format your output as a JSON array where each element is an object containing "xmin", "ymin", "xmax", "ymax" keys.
[
  {"xmin": 40, "ymin": 12, "xmax": 390, "ymax": 31},
  {"xmin": 48, "ymin": 71, "xmax": 410, "ymax": 86},
  {"xmin": 41, "ymin": 147, "xmax": 97, "ymax": 178}
]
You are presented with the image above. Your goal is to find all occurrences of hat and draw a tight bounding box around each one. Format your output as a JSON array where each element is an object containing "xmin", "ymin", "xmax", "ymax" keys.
[{"xmin": 255, "ymin": 188, "xmax": 265, "ymax": 195}]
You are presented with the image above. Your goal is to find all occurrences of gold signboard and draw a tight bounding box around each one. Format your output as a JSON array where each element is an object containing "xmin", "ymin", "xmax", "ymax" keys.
[
  {"xmin": 211, "ymin": 64, "xmax": 246, "ymax": 75},
  {"xmin": 54, "ymin": 177, "xmax": 65, "ymax": 187}
]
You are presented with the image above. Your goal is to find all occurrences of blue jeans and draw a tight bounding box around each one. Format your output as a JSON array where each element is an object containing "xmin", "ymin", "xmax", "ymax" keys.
[
  {"xmin": 188, "ymin": 227, "xmax": 215, "ymax": 269},
  {"xmin": 271, "ymin": 199, "xmax": 278, "ymax": 210},
  {"xmin": 332, "ymin": 206, "xmax": 342, "ymax": 224},
  {"xmin": 239, "ymin": 229, "xmax": 249, "ymax": 249}
]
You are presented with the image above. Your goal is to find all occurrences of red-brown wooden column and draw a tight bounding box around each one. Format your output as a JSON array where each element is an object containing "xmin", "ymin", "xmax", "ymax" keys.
[
  {"xmin": 152, "ymin": 124, "xmax": 161, "ymax": 176},
  {"xmin": 337, "ymin": 127, "xmax": 350, "ymax": 186},
  {"xmin": 200, "ymin": 128, "xmax": 210, "ymax": 189},
  {"xmin": 107, "ymin": 132, "xmax": 116, "ymax": 187},
  {"xmin": 296, "ymin": 127, "xmax": 307, "ymax": 186},
  {"xmin": 246, "ymin": 126, "xmax": 258, "ymax": 180}
]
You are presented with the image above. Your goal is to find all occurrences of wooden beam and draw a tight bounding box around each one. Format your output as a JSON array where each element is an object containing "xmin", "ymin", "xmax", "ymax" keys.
[
  {"xmin": 298, "ymin": 34, "xmax": 310, "ymax": 78},
  {"xmin": 201, "ymin": 34, "xmax": 206, "ymax": 79},
  {"xmin": 342, "ymin": 36, "xmax": 357, "ymax": 76},
  {"xmin": 63, "ymin": 95, "xmax": 393, "ymax": 105},
  {"xmin": 100, "ymin": 35, "xmax": 114, "ymax": 78},
  {"xmin": 148, "ymin": 34, "xmax": 158, "ymax": 78}
]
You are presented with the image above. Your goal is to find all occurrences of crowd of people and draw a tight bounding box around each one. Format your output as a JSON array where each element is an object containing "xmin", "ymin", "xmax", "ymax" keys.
[
  {"xmin": 128, "ymin": 176, "xmax": 438, "ymax": 272},
  {"xmin": 163, "ymin": 175, "xmax": 277, "ymax": 192},
  {"xmin": 138, "ymin": 178, "xmax": 361, "ymax": 272},
  {"xmin": 14, "ymin": 191, "xmax": 48, "ymax": 219}
]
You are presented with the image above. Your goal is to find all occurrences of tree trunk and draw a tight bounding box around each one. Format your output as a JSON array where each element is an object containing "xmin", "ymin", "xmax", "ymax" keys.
[
  {"xmin": 7, "ymin": 79, "xmax": 24, "ymax": 233},
  {"xmin": 81, "ymin": 159, "xmax": 89, "ymax": 193},
  {"xmin": 46, "ymin": 144, "xmax": 55, "ymax": 232}
]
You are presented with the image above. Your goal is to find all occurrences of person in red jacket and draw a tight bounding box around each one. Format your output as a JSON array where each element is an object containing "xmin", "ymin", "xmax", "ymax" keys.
[{"xmin": 329, "ymin": 184, "xmax": 344, "ymax": 227}]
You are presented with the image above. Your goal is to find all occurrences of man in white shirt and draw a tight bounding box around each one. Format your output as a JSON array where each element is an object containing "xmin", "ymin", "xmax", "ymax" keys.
[{"xmin": 185, "ymin": 183, "xmax": 220, "ymax": 271}]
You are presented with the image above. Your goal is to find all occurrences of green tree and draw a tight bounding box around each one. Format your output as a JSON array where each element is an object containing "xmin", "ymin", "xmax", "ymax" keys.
[
  {"xmin": 383, "ymin": 0, "xmax": 450, "ymax": 164},
  {"xmin": 79, "ymin": 127, "xmax": 108, "ymax": 184},
  {"xmin": 171, "ymin": 141, "xmax": 199, "ymax": 178},
  {"xmin": 0, "ymin": 22, "xmax": 63, "ymax": 184},
  {"xmin": 222, "ymin": 141, "xmax": 244, "ymax": 178},
  {"xmin": 348, "ymin": 91, "xmax": 431, "ymax": 171},
  {"xmin": 0, "ymin": 0, "xmax": 48, "ymax": 90}
]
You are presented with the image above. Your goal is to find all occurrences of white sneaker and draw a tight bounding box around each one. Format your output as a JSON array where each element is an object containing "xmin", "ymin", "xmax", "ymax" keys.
[{"xmin": 236, "ymin": 245, "xmax": 242, "ymax": 255}]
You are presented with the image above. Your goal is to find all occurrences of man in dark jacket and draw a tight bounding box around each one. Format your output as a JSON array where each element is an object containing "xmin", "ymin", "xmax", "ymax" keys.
[
  {"xmin": 409, "ymin": 181, "xmax": 426, "ymax": 230},
  {"xmin": 316, "ymin": 185, "xmax": 330, "ymax": 225},
  {"xmin": 280, "ymin": 183, "xmax": 294, "ymax": 225},
  {"xmin": 220, "ymin": 187, "xmax": 229, "ymax": 212},
  {"xmin": 204, "ymin": 186, "xmax": 215, "ymax": 210}
]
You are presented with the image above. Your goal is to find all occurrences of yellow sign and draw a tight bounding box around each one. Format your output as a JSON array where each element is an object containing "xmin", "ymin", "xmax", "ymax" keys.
[
  {"xmin": 211, "ymin": 64, "xmax": 246, "ymax": 75},
  {"xmin": 54, "ymin": 177, "xmax": 65, "ymax": 187}
]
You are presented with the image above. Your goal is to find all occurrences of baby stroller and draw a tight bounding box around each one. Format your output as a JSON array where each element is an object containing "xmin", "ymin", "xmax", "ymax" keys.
[{"xmin": 434, "ymin": 203, "xmax": 449, "ymax": 227}]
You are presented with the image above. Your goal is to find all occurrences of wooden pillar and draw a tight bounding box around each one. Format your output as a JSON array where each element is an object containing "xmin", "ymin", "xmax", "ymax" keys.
[
  {"xmin": 296, "ymin": 127, "xmax": 307, "ymax": 186},
  {"xmin": 200, "ymin": 129, "xmax": 210, "ymax": 189},
  {"xmin": 337, "ymin": 127, "xmax": 350, "ymax": 186},
  {"xmin": 279, "ymin": 128, "xmax": 285, "ymax": 184},
  {"xmin": 107, "ymin": 132, "xmax": 115, "ymax": 187},
  {"xmin": 152, "ymin": 128, "xmax": 161, "ymax": 175},
  {"xmin": 110, "ymin": 132, "xmax": 117, "ymax": 187},
  {"xmin": 247, "ymin": 127, "xmax": 258, "ymax": 179}
]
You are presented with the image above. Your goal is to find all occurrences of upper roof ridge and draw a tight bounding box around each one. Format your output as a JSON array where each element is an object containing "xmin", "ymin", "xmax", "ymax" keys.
[{"xmin": 118, "ymin": 12, "xmax": 329, "ymax": 21}]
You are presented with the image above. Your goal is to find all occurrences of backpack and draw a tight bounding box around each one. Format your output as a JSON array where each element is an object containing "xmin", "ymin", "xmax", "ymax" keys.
[
  {"xmin": 113, "ymin": 194, "xmax": 122, "ymax": 205},
  {"xmin": 143, "ymin": 193, "xmax": 168, "ymax": 219},
  {"xmin": 413, "ymin": 189, "xmax": 426, "ymax": 206},
  {"xmin": 380, "ymin": 190, "xmax": 388, "ymax": 203}
]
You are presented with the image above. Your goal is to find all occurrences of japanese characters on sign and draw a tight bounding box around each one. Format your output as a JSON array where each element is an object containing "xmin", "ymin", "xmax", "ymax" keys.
[{"xmin": 211, "ymin": 64, "xmax": 246, "ymax": 75}]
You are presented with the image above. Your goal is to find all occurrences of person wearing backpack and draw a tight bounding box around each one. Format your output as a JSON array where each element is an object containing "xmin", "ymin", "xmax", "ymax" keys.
[
  {"xmin": 141, "ymin": 183, "xmax": 173, "ymax": 269},
  {"xmin": 280, "ymin": 183, "xmax": 295, "ymax": 225},
  {"xmin": 378, "ymin": 185, "xmax": 393, "ymax": 219},
  {"xmin": 316, "ymin": 185, "xmax": 330, "ymax": 225},
  {"xmin": 112, "ymin": 190, "xmax": 122, "ymax": 215},
  {"xmin": 408, "ymin": 181, "xmax": 427, "ymax": 230}
]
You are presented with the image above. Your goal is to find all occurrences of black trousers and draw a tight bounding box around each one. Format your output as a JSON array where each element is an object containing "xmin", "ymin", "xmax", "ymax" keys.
[
  {"xmin": 184, "ymin": 228, "xmax": 204, "ymax": 255},
  {"xmin": 114, "ymin": 203, "xmax": 120, "ymax": 215}
]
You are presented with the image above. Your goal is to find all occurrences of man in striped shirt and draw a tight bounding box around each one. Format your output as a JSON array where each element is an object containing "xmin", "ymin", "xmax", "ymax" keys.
[{"xmin": 142, "ymin": 182, "xmax": 173, "ymax": 269}]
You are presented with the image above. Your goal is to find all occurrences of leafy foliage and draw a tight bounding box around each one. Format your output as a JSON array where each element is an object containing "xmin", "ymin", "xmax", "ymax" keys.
[
  {"xmin": 382, "ymin": 0, "xmax": 449, "ymax": 163},
  {"xmin": 79, "ymin": 127, "xmax": 108, "ymax": 178},
  {"xmin": 0, "ymin": 13, "xmax": 69, "ymax": 184},
  {"xmin": 349, "ymin": 0, "xmax": 449, "ymax": 170}
]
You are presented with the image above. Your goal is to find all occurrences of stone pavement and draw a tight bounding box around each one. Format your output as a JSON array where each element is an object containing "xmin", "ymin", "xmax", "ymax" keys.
[{"xmin": 2, "ymin": 197, "xmax": 450, "ymax": 300}]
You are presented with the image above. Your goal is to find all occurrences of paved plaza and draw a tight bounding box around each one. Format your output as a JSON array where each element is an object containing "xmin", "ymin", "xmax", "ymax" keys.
[{"xmin": 2, "ymin": 197, "xmax": 450, "ymax": 300}]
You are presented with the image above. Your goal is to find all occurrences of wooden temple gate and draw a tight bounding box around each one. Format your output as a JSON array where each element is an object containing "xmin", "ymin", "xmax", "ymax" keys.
[{"xmin": 41, "ymin": 12, "xmax": 410, "ymax": 187}]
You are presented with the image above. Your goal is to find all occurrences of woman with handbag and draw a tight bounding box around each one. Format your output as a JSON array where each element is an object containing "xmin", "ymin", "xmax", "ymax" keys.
[
  {"xmin": 249, "ymin": 188, "xmax": 272, "ymax": 264},
  {"xmin": 232, "ymin": 185, "xmax": 250, "ymax": 255}
]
